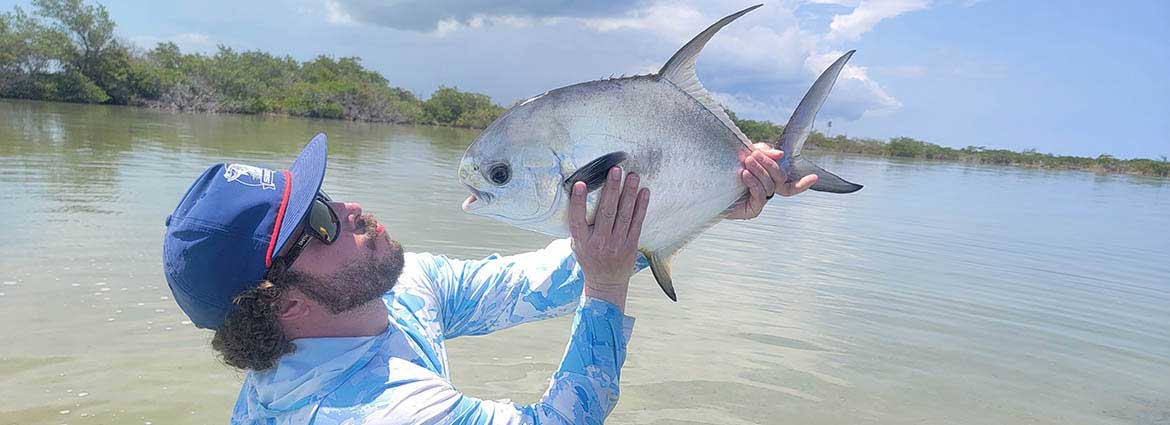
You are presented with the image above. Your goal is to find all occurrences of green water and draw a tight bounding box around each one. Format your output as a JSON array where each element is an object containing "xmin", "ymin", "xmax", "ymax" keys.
[{"xmin": 1, "ymin": 99, "xmax": 1168, "ymax": 425}]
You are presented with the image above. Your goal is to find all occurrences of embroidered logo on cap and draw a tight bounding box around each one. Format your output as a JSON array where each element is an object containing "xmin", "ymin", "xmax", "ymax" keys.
[{"xmin": 223, "ymin": 163, "xmax": 276, "ymax": 190}]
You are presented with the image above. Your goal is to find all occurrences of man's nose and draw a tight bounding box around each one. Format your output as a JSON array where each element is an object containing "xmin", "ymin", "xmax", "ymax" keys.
[{"xmin": 330, "ymin": 202, "xmax": 363, "ymax": 229}]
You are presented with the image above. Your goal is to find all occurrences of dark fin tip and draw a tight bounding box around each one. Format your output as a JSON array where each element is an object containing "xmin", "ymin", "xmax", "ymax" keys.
[
  {"xmin": 643, "ymin": 249, "xmax": 678, "ymax": 301},
  {"xmin": 811, "ymin": 180, "xmax": 863, "ymax": 194},
  {"xmin": 564, "ymin": 151, "xmax": 629, "ymax": 193}
]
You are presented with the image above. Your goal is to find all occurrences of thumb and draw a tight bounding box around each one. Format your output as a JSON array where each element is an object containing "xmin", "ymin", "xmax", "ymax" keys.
[{"xmin": 794, "ymin": 174, "xmax": 818, "ymax": 192}]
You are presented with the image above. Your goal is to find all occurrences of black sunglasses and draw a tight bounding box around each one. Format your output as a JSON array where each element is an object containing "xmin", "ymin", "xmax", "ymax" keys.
[{"xmin": 276, "ymin": 191, "xmax": 340, "ymax": 267}]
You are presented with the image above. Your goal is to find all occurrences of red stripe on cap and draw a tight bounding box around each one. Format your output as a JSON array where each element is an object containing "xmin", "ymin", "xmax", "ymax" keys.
[{"xmin": 265, "ymin": 170, "xmax": 293, "ymax": 268}]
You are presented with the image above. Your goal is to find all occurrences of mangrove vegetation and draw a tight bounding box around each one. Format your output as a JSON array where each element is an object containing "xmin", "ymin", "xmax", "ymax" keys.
[
  {"xmin": 0, "ymin": 0, "xmax": 502, "ymax": 127},
  {"xmin": 728, "ymin": 112, "xmax": 1170, "ymax": 178}
]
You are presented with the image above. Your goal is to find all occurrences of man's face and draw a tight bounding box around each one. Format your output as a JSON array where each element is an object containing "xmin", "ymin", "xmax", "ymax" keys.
[{"xmin": 285, "ymin": 200, "xmax": 405, "ymax": 313}]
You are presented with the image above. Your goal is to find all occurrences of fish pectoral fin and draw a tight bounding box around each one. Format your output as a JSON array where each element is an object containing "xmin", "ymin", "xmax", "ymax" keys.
[
  {"xmin": 564, "ymin": 151, "xmax": 629, "ymax": 193},
  {"xmin": 642, "ymin": 249, "xmax": 679, "ymax": 302}
]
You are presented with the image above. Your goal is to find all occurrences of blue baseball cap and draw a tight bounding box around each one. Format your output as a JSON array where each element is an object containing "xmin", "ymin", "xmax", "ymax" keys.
[{"xmin": 162, "ymin": 133, "xmax": 328, "ymax": 329}]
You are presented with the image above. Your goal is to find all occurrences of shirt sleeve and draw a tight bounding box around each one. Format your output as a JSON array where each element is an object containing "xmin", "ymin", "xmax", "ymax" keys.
[
  {"xmin": 413, "ymin": 238, "xmax": 583, "ymax": 339},
  {"xmin": 397, "ymin": 297, "xmax": 635, "ymax": 425},
  {"xmin": 411, "ymin": 238, "xmax": 649, "ymax": 340}
]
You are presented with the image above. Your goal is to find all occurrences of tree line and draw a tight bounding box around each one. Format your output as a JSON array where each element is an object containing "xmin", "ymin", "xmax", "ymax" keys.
[
  {"xmin": 0, "ymin": 0, "xmax": 503, "ymax": 128},
  {"xmin": 728, "ymin": 112, "xmax": 1170, "ymax": 178},
  {"xmin": 2, "ymin": 0, "xmax": 1165, "ymax": 177}
]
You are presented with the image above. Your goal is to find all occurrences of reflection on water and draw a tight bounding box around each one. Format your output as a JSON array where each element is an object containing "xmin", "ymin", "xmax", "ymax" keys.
[{"xmin": 1, "ymin": 99, "xmax": 1168, "ymax": 425}]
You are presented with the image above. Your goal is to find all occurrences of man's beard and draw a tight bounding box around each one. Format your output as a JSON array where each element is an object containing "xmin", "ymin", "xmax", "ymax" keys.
[{"xmin": 297, "ymin": 214, "xmax": 405, "ymax": 314}]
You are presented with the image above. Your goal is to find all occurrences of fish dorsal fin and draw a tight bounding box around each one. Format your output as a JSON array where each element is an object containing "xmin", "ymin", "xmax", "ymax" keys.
[
  {"xmin": 641, "ymin": 248, "xmax": 679, "ymax": 301},
  {"xmin": 658, "ymin": 4, "xmax": 761, "ymax": 148}
]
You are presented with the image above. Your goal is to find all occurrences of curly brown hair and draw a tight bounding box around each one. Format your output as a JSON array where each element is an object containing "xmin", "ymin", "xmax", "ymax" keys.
[
  {"xmin": 210, "ymin": 261, "xmax": 301, "ymax": 371},
  {"xmin": 209, "ymin": 235, "xmax": 404, "ymax": 371}
]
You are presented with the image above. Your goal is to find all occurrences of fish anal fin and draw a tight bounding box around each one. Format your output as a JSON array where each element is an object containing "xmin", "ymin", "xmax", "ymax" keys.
[
  {"xmin": 564, "ymin": 151, "xmax": 629, "ymax": 193},
  {"xmin": 641, "ymin": 249, "xmax": 678, "ymax": 302},
  {"xmin": 657, "ymin": 5, "xmax": 761, "ymax": 148}
]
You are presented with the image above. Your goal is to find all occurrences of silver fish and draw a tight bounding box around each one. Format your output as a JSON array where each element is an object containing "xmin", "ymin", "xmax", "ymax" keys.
[{"xmin": 458, "ymin": 4, "xmax": 862, "ymax": 301}]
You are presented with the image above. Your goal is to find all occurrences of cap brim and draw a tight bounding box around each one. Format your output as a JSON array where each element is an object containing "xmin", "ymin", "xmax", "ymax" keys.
[{"xmin": 270, "ymin": 133, "xmax": 328, "ymax": 263}]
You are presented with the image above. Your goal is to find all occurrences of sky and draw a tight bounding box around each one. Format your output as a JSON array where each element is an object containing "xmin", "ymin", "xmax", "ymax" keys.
[{"xmin": 4, "ymin": 0, "xmax": 1168, "ymax": 158}]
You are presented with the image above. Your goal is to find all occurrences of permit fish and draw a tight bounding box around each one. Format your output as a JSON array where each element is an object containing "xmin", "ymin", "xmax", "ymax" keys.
[{"xmin": 458, "ymin": 4, "xmax": 862, "ymax": 301}]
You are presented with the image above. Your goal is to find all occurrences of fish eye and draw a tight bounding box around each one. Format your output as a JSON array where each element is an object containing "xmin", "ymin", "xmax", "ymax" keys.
[{"xmin": 488, "ymin": 163, "xmax": 511, "ymax": 185}]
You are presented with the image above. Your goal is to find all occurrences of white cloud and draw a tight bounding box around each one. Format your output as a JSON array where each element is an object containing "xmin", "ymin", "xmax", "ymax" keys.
[
  {"xmin": 825, "ymin": 0, "xmax": 930, "ymax": 42},
  {"xmin": 324, "ymin": 0, "xmax": 354, "ymax": 25},
  {"xmin": 312, "ymin": 0, "xmax": 913, "ymax": 124},
  {"xmin": 573, "ymin": 2, "xmax": 906, "ymax": 123},
  {"xmin": 804, "ymin": 0, "xmax": 860, "ymax": 6},
  {"xmin": 579, "ymin": 4, "xmax": 707, "ymax": 39},
  {"xmin": 326, "ymin": 0, "xmax": 633, "ymax": 32},
  {"xmin": 580, "ymin": 4, "xmax": 820, "ymax": 85},
  {"xmin": 805, "ymin": 51, "xmax": 902, "ymax": 119},
  {"xmin": 711, "ymin": 90, "xmax": 793, "ymax": 122},
  {"xmin": 432, "ymin": 15, "xmax": 535, "ymax": 37}
]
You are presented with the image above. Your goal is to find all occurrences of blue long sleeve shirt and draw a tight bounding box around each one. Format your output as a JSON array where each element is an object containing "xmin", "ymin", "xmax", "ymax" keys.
[{"xmin": 229, "ymin": 239, "xmax": 636, "ymax": 424}]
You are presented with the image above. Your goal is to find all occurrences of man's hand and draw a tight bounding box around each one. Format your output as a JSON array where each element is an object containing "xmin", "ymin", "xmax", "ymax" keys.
[
  {"xmin": 724, "ymin": 142, "xmax": 819, "ymax": 220},
  {"xmin": 569, "ymin": 167, "xmax": 650, "ymax": 312}
]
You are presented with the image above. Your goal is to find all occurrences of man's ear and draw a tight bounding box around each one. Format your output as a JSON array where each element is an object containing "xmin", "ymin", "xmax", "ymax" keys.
[{"xmin": 277, "ymin": 288, "xmax": 313, "ymax": 321}]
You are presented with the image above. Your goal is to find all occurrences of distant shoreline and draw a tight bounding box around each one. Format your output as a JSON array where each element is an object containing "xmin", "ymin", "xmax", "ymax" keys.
[
  {"xmin": 803, "ymin": 146, "xmax": 1169, "ymax": 179},
  {"xmin": 798, "ymin": 138, "xmax": 1170, "ymax": 178},
  {"xmin": 729, "ymin": 112, "xmax": 1169, "ymax": 178},
  {"xmin": 5, "ymin": 96, "xmax": 1166, "ymax": 180}
]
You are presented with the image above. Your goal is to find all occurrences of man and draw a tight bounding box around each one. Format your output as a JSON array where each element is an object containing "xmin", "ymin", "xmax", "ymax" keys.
[{"xmin": 162, "ymin": 133, "xmax": 814, "ymax": 424}]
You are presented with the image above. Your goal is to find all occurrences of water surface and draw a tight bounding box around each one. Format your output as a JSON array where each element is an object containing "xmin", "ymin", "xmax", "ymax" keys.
[{"xmin": 1, "ymin": 99, "xmax": 1167, "ymax": 424}]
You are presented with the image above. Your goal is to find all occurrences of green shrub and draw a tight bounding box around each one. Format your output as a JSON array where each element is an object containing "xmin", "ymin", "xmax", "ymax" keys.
[{"xmin": 47, "ymin": 70, "xmax": 109, "ymax": 103}]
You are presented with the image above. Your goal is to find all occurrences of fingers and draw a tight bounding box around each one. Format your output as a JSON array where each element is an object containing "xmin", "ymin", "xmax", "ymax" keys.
[
  {"xmin": 744, "ymin": 153, "xmax": 776, "ymax": 197},
  {"xmin": 592, "ymin": 167, "xmax": 623, "ymax": 238},
  {"xmin": 752, "ymin": 142, "xmax": 784, "ymax": 161},
  {"xmin": 611, "ymin": 172, "xmax": 641, "ymax": 240},
  {"xmin": 568, "ymin": 181, "xmax": 589, "ymax": 241},
  {"xmin": 755, "ymin": 151, "xmax": 787, "ymax": 192},
  {"xmin": 624, "ymin": 188, "xmax": 650, "ymax": 250},
  {"xmin": 741, "ymin": 169, "xmax": 765, "ymax": 212}
]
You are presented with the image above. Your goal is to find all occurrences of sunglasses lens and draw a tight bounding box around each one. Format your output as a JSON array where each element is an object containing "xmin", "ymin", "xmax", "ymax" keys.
[{"xmin": 308, "ymin": 198, "xmax": 339, "ymax": 243}]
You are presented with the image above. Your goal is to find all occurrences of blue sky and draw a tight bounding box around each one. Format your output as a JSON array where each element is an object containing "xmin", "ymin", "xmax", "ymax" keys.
[{"xmin": 4, "ymin": 0, "xmax": 1167, "ymax": 158}]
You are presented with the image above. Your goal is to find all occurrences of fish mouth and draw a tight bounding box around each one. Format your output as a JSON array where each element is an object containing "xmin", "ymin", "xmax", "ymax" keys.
[
  {"xmin": 462, "ymin": 184, "xmax": 493, "ymax": 213},
  {"xmin": 460, "ymin": 182, "xmax": 556, "ymax": 225}
]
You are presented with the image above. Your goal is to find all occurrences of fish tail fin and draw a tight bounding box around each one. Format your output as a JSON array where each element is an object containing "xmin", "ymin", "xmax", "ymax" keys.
[
  {"xmin": 775, "ymin": 50, "xmax": 863, "ymax": 194},
  {"xmin": 778, "ymin": 51, "xmax": 854, "ymax": 157},
  {"xmin": 790, "ymin": 156, "xmax": 862, "ymax": 193}
]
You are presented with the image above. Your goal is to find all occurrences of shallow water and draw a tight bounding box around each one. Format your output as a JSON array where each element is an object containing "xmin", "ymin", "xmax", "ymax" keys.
[{"xmin": 1, "ymin": 99, "xmax": 1167, "ymax": 424}]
